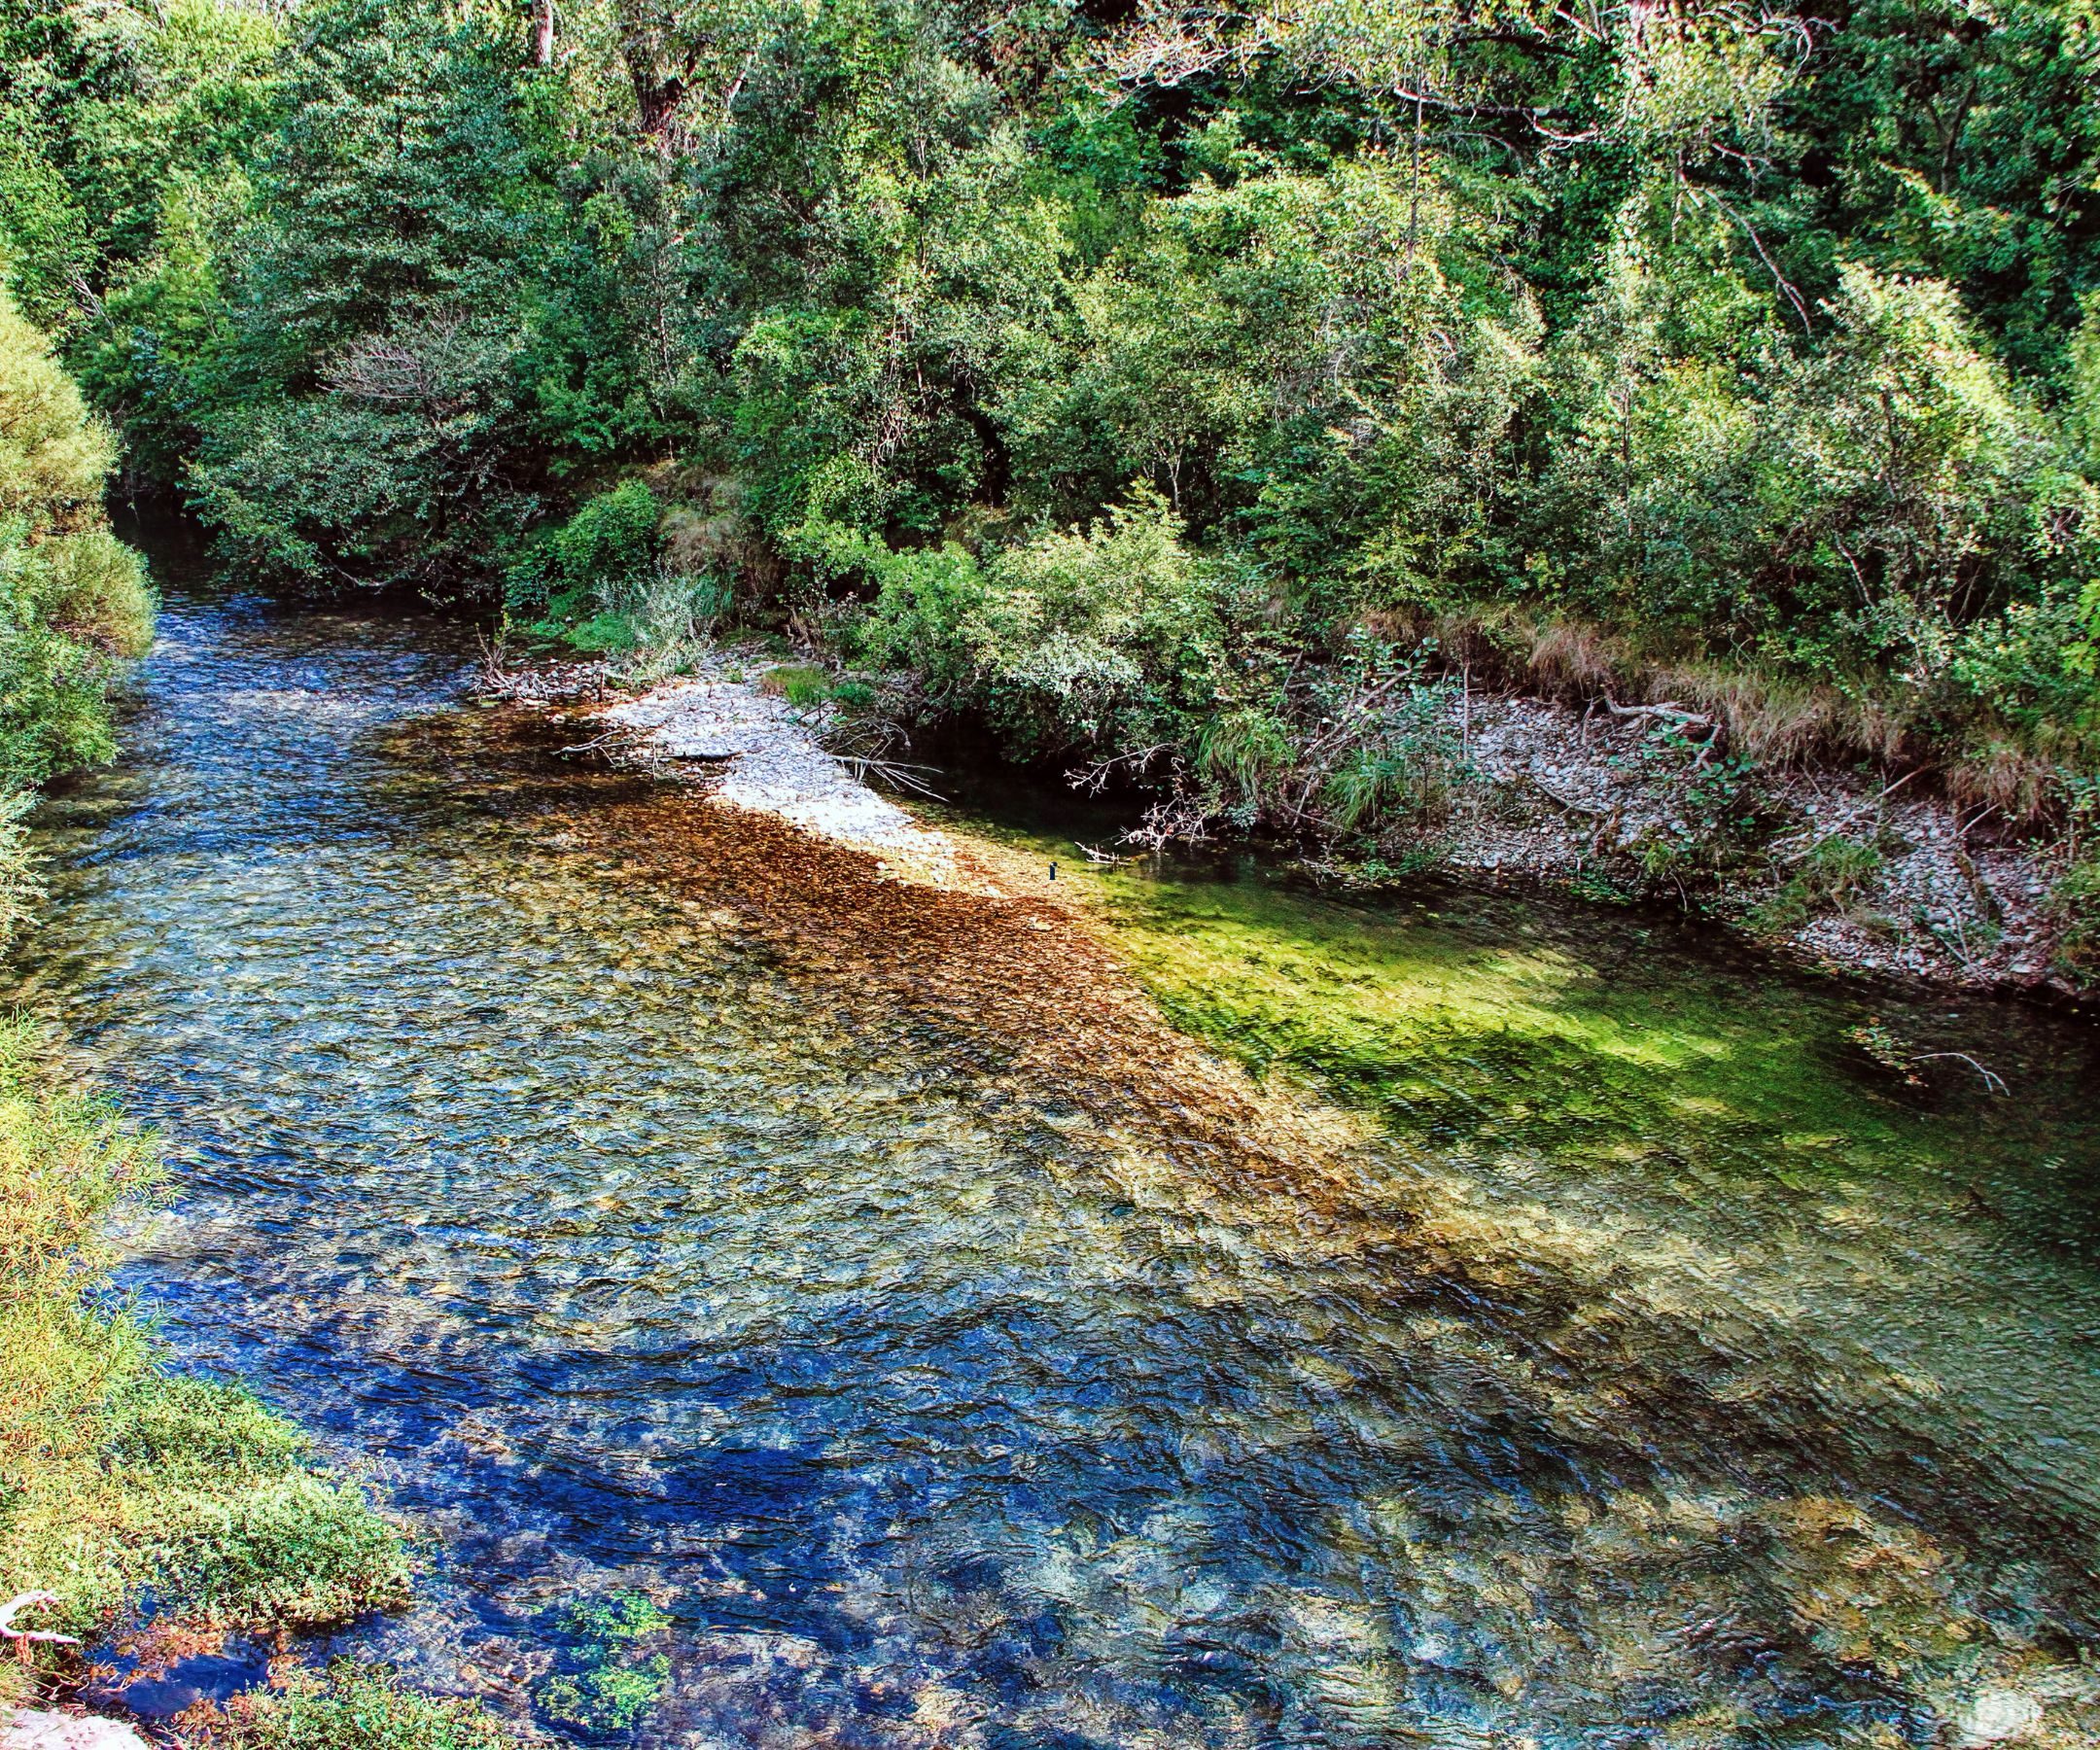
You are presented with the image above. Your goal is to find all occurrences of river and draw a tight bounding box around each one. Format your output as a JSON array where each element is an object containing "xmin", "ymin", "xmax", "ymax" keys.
[{"xmin": 17, "ymin": 552, "xmax": 2100, "ymax": 1747}]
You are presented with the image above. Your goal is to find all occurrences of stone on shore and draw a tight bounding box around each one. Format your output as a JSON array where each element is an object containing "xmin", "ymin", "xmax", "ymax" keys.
[
  {"xmin": 3, "ymin": 1708, "xmax": 152, "ymax": 1750},
  {"xmin": 600, "ymin": 671, "xmax": 954, "ymax": 875}
]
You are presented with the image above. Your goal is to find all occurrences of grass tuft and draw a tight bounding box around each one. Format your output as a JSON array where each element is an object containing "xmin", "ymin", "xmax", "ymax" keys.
[{"xmin": 757, "ymin": 664, "xmax": 832, "ymax": 710}]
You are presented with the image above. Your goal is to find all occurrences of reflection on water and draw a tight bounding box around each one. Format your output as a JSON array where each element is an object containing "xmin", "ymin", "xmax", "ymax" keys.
[{"xmin": 18, "ymin": 563, "xmax": 2100, "ymax": 1747}]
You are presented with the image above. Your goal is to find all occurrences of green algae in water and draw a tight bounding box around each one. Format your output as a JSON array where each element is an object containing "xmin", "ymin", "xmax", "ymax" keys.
[
  {"xmin": 1021, "ymin": 848, "xmax": 2100, "ymax": 1490},
  {"xmin": 937, "ymin": 805, "xmax": 2100, "ymax": 1731},
  {"xmin": 1086, "ymin": 862, "xmax": 2100, "ymax": 1215},
  {"xmin": 537, "ymin": 1594, "xmax": 673, "ymax": 1735}
]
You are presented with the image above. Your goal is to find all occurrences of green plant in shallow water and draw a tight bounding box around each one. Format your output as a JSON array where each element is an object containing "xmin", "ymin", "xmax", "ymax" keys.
[
  {"xmin": 207, "ymin": 1661, "xmax": 514, "ymax": 1750},
  {"xmin": 1069, "ymin": 858, "xmax": 2064, "ymax": 1192},
  {"xmin": 534, "ymin": 1591, "xmax": 673, "ymax": 1735}
]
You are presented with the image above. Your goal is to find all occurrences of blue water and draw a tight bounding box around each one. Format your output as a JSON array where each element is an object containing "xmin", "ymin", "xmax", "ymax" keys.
[{"xmin": 21, "ymin": 568, "xmax": 2100, "ymax": 1747}]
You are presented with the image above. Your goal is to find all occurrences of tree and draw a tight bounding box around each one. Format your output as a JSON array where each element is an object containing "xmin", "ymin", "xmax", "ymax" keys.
[{"xmin": 0, "ymin": 285, "xmax": 154, "ymax": 788}]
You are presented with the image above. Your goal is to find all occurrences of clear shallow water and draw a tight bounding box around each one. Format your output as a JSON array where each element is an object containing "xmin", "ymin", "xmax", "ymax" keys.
[{"xmin": 19, "ymin": 562, "xmax": 2100, "ymax": 1747}]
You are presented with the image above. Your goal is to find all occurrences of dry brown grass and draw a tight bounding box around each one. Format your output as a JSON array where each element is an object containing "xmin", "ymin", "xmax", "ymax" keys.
[
  {"xmin": 1523, "ymin": 617, "xmax": 1626, "ymax": 696},
  {"xmin": 1340, "ymin": 603, "xmax": 2087, "ymax": 822},
  {"xmin": 1423, "ymin": 612, "xmax": 1887, "ymax": 767},
  {"xmin": 1649, "ymin": 664, "xmax": 1881, "ymax": 765},
  {"xmin": 655, "ymin": 473, "xmax": 782, "ymax": 605},
  {"xmin": 1944, "ymin": 739, "xmax": 2062, "ymax": 820}
]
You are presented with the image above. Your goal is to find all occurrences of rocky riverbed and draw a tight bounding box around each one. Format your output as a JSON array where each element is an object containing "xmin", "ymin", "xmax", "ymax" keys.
[
  {"xmin": 2, "ymin": 1707, "xmax": 149, "ymax": 1750},
  {"xmin": 23, "ymin": 593, "xmax": 2100, "ymax": 1750},
  {"xmin": 1440, "ymin": 691, "xmax": 2079, "ymax": 997}
]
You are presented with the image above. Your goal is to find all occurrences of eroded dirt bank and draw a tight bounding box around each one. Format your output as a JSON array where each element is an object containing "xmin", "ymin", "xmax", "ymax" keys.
[{"xmin": 1440, "ymin": 691, "xmax": 2081, "ymax": 998}]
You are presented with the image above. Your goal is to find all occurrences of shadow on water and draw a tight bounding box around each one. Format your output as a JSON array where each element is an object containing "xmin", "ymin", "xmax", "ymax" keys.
[{"xmin": 18, "ymin": 539, "xmax": 2100, "ymax": 1747}]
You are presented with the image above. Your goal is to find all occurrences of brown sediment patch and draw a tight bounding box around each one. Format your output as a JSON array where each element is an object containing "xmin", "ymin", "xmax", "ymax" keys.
[
  {"xmin": 577, "ymin": 783, "xmax": 1391, "ymax": 1232},
  {"xmin": 387, "ymin": 704, "xmax": 1406, "ymax": 1230}
]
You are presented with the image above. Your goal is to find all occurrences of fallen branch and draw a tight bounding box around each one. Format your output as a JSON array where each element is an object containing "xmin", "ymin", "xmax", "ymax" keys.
[
  {"xmin": 1869, "ymin": 765, "xmax": 1932, "ymax": 808},
  {"xmin": 1120, "ymin": 789, "xmax": 1211, "ymax": 852},
  {"xmin": 556, "ymin": 728, "xmax": 634, "ymax": 757},
  {"xmin": 1601, "ymin": 698, "xmax": 1715, "ymax": 730},
  {"xmin": 834, "ymin": 752, "xmax": 946, "ymax": 799},
  {"xmin": 1067, "ymin": 743, "xmax": 1172, "ymax": 796},
  {"xmin": 1910, "ymin": 1051, "xmax": 2009, "ymax": 1096},
  {"xmin": 1, "ymin": 1592, "xmax": 80, "ymax": 1664}
]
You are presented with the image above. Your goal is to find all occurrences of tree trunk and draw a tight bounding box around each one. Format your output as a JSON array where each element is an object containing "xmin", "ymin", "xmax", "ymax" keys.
[
  {"xmin": 959, "ymin": 402, "xmax": 1011, "ymax": 508},
  {"xmin": 533, "ymin": 0, "xmax": 555, "ymax": 66},
  {"xmin": 633, "ymin": 72, "xmax": 684, "ymax": 137},
  {"xmin": 611, "ymin": 0, "xmax": 686, "ymax": 142}
]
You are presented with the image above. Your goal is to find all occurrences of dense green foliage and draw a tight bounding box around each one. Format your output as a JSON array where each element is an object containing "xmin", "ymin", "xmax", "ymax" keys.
[
  {"xmin": 0, "ymin": 274, "xmax": 155, "ymax": 953},
  {"xmin": 0, "ymin": 285, "xmax": 153, "ymax": 788},
  {"xmin": 5, "ymin": 0, "xmax": 2100, "ymax": 838}
]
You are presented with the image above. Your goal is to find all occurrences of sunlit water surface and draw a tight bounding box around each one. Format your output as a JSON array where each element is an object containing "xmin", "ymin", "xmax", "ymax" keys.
[{"xmin": 19, "ymin": 562, "xmax": 2100, "ymax": 1748}]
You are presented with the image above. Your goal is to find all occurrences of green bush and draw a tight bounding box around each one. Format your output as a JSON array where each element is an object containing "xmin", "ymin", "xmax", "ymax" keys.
[
  {"xmin": 2052, "ymin": 858, "xmax": 2100, "ymax": 978},
  {"xmin": 855, "ymin": 484, "xmax": 1235, "ymax": 756},
  {"xmin": 14, "ymin": 0, "xmax": 2100, "ymax": 829},
  {"xmin": 0, "ymin": 287, "xmax": 155, "ymax": 789},
  {"xmin": 757, "ymin": 663, "xmax": 831, "ymax": 709},
  {"xmin": 1198, "ymin": 709, "xmax": 1296, "ymax": 806},
  {"xmin": 507, "ymin": 479, "xmax": 668, "ymax": 650},
  {"xmin": 1747, "ymin": 832, "xmax": 1890, "ymax": 935}
]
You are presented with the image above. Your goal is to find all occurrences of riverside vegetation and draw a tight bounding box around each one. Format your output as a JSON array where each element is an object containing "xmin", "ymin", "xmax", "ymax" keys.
[
  {"xmin": 4, "ymin": 0, "xmax": 2100, "ymax": 976},
  {"xmin": 0, "ymin": 279, "xmax": 493, "ymax": 1748}
]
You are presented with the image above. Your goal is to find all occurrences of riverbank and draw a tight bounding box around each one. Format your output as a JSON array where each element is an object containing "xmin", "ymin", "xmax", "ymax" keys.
[
  {"xmin": 0, "ymin": 1019, "xmax": 470, "ymax": 1750},
  {"xmin": 515, "ymin": 647, "xmax": 2091, "ymax": 1005},
  {"xmin": 1431, "ymin": 689, "xmax": 2084, "ymax": 998}
]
